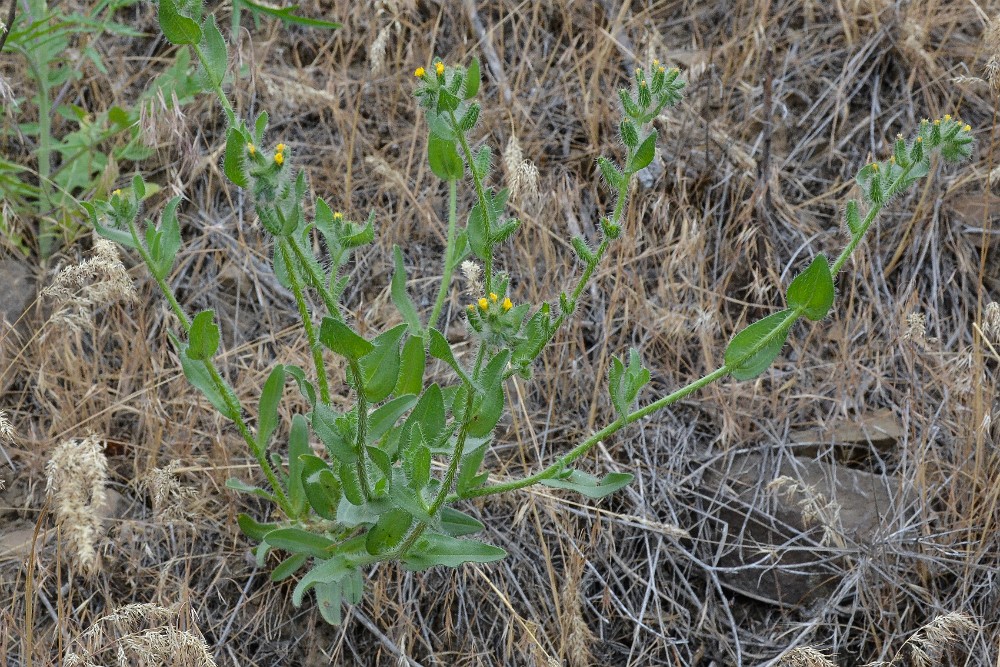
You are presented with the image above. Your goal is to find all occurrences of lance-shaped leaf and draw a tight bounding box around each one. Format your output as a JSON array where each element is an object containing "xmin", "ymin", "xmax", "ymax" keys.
[
  {"xmin": 391, "ymin": 246, "xmax": 423, "ymax": 333},
  {"xmin": 401, "ymin": 532, "xmax": 506, "ymax": 571},
  {"xmin": 786, "ymin": 254, "xmax": 835, "ymax": 321},
  {"xmin": 157, "ymin": 0, "xmax": 202, "ymax": 45},
  {"xmin": 541, "ymin": 469, "xmax": 633, "ymax": 499},
  {"xmin": 724, "ymin": 309, "xmax": 797, "ymax": 381}
]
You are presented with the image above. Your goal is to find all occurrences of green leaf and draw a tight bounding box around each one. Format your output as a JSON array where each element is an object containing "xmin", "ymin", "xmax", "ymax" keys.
[
  {"xmin": 300, "ymin": 455, "xmax": 341, "ymax": 520},
  {"xmin": 440, "ymin": 507, "xmax": 485, "ymax": 537},
  {"xmin": 200, "ymin": 15, "xmax": 228, "ymax": 86},
  {"xmin": 287, "ymin": 413, "xmax": 311, "ymax": 515},
  {"xmin": 254, "ymin": 110, "xmax": 269, "ymax": 143},
  {"xmin": 786, "ymin": 254, "xmax": 834, "ymax": 321},
  {"xmin": 367, "ymin": 393, "xmax": 418, "ymax": 445},
  {"xmin": 358, "ymin": 324, "xmax": 407, "ymax": 402},
  {"xmin": 466, "ymin": 202, "xmax": 489, "ymax": 260},
  {"xmin": 427, "ymin": 135, "xmax": 463, "ymax": 181},
  {"xmin": 224, "ymin": 126, "xmax": 249, "ymax": 188},
  {"xmin": 257, "ymin": 365, "xmax": 286, "ymax": 449},
  {"xmin": 264, "ymin": 527, "xmax": 336, "ymax": 559},
  {"xmin": 187, "ymin": 310, "xmax": 220, "ymax": 361},
  {"xmin": 239, "ymin": 0, "xmax": 341, "ymax": 29},
  {"xmin": 312, "ymin": 403, "xmax": 354, "ymax": 464},
  {"xmin": 157, "ymin": 0, "xmax": 202, "ymax": 45},
  {"xmin": 396, "ymin": 336, "xmax": 425, "ymax": 396},
  {"xmin": 271, "ymin": 553, "xmax": 308, "ymax": 582},
  {"xmin": 724, "ymin": 309, "xmax": 797, "ymax": 381},
  {"xmin": 463, "ymin": 57, "xmax": 481, "ymax": 99},
  {"xmin": 402, "ymin": 532, "xmax": 506, "ymax": 571},
  {"xmin": 400, "ymin": 384, "xmax": 446, "ymax": 456},
  {"xmin": 630, "ymin": 129, "xmax": 657, "ymax": 172},
  {"xmin": 541, "ymin": 470, "xmax": 633, "ymax": 499},
  {"xmin": 468, "ymin": 350, "xmax": 509, "ymax": 438},
  {"xmin": 310, "ymin": 568, "xmax": 364, "ymax": 625},
  {"xmin": 844, "ymin": 199, "xmax": 861, "ymax": 237},
  {"xmin": 152, "ymin": 197, "xmax": 182, "ymax": 280},
  {"xmin": 437, "ymin": 88, "xmax": 460, "ymax": 114},
  {"xmin": 391, "ymin": 246, "xmax": 423, "ymax": 332},
  {"xmin": 320, "ymin": 317, "xmax": 374, "ymax": 361},
  {"xmin": 596, "ymin": 156, "xmax": 624, "ymax": 190},
  {"xmin": 365, "ymin": 507, "xmax": 413, "ymax": 555},
  {"xmin": 226, "ymin": 478, "xmax": 275, "ymax": 501},
  {"xmin": 339, "ymin": 462, "xmax": 366, "ymax": 505},
  {"xmin": 457, "ymin": 439, "xmax": 490, "ymax": 495},
  {"xmin": 292, "ymin": 552, "xmax": 356, "ymax": 607},
  {"xmin": 428, "ymin": 328, "xmax": 472, "ymax": 385},
  {"xmin": 237, "ymin": 513, "xmax": 280, "ymax": 541},
  {"xmin": 169, "ymin": 332, "xmax": 239, "ymax": 419}
]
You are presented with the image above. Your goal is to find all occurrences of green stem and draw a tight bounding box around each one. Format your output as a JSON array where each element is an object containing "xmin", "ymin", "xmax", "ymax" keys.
[
  {"xmin": 454, "ymin": 162, "xmax": 925, "ymax": 503},
  {"xmin": 192, "ymin": 43, "xmax": 236, "ymax": 127},
  {"xmin": 349, "ymin": 362, "xmax": 373, "ymax": 501},
  {"xmin": 126, "ymin": 220, "xmax": 291, "ymax": 511},
  {"xmin": 287, "ymin": 234, "xmax": 342, "ymax": 320},
  {"xmin": 279, "ymin": 239, "xmax": 331, "ymax": 404},
  {"xmin": 448, "ymin": 110, "xmax": 493, "ymax": 294},
  {"xmin": 428, "ymin": 179, "xmax": 459, "ymax": 332}
]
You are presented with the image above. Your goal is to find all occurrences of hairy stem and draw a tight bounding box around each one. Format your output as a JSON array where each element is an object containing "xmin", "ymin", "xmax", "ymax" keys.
[
  {"xmin": 448, "ymin": 109, "xmax": 493, "ymax": 294},
  {"xmin": 279, "ymin": 239, "xmax": 331, "ymax": 404}
]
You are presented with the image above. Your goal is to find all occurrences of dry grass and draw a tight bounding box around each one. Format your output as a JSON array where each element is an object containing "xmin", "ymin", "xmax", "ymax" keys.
[{"xmin": 2, "ymin": 0, "xmax": 999, "ymax": 665}]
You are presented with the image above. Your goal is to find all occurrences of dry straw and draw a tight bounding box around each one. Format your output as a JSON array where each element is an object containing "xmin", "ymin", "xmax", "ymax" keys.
[
  {"xmin": 44, "ymin": 434, "xmax": 109, "ymax": 574},
  {"xmin": 42, "ymin": 237, "xmax": 136, "ymax": 334},
  {"xmin": 140, "ymin": 460, "xmax": 197, "ymax": 522},
  {"xmin": 65, "ymin": 603, "xmax": 217, "ymax": 667}
]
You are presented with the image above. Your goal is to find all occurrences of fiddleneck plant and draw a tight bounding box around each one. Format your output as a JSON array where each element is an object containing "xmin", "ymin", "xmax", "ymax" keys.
[{"xmin": 84, "ymin": 3, "xmax": 974, "ymax": 625}]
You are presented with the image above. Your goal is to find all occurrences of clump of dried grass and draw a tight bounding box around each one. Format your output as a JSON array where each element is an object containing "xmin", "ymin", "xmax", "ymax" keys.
[
  {"xmin": 766, "ymin": 475, "xmax": 844, "ymax": 548},
  {"xmin": 44, "ymin": 434, "xmax": 108, "ymax": 574},
  {"xmin": 983, "ymin": 302, "xmax": 1000, "ymax": 344},
  {"xmin": 139, "ymin": 460, "xmax": 197, "ymax": 522},
  {"xmin": 65, "ymin": 603, "xmax": 217, "ymax": 667},
  {"xmin": 779, "ymin": 646, "xmax": 838, "ymax": 667},
  {"xmin": 42, "ymin": 237, "xmax": 136, "ymax": 334},
  {"xmin": 503, "ymin": 134, "xmax": 539, "ymax": 203},
  {"xmin": 867, "ymin": 612, "xmax": 978, "ymax": 667}
]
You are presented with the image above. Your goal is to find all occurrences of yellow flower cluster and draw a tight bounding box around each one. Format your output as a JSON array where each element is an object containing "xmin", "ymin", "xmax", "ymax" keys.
[
  {"xmin": 435, "ymin": 61, "xmax": 445, "ymax": 76},
  {"xmin": 274, "ymin": 142, "xmax": 286, "ymax": 166},
  {"xmin": 414, "ymin": 66, "xmax": 425, "ymax": 78},
  {"xmin": 471, "ymin": 293, "xmax": 513, "ymax": 313}
]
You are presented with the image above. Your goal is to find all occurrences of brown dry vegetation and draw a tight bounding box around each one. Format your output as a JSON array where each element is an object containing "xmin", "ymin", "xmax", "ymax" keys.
[{"xmin": 2, "ymin": 0, "xmax": 999, "ymax": 665}]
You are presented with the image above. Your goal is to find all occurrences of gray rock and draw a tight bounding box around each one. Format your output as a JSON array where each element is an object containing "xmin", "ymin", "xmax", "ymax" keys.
[
  {"xmin": 698, "ymin": 451, "xmax": 914, "ymax": 608},
  {"xmin": 0, "ymin": 258, "xmax": 36, "ymax": 335}
]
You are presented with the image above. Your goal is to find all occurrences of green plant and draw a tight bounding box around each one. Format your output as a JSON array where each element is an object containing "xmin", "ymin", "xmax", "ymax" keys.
[
  {"xmin": 86, "ymin": 3, "xmax": 975, "ymax": 625},
  {"xmin": 0, "ymin": 0, "xmax": 336, "ymax": 258},
  {"xmin": 1, "ymin": 0, "xmax": 148, "ymax": 256}
]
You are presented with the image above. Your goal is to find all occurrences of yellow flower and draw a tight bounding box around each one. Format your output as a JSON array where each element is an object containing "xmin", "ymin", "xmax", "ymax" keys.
[
  {"xmin": 889, "ymin": 156, "xmax": 895, "ymax": 164},
  {"xmin": 652, "ymin": 59, "xmax": 660, "ymax": 68},
  {"xmin": 274, "ymin": 152, "xmax": 284, "ymax": 166},
  {"xmin": 872, "ymin": 163, "xmax": 879, "ymax": 172},
  {"xmin": 944, "ymin": 114, "xmax": 951, "ymax": 121},
  {"xmin": 333, "ymin": 211, "xmax": 344, "ymax": 221},
  {"xmin": 934, "ymin": 119, "xmax": 941, "ymax": 126},
  {"xmin": 478, "ymin": 297, "xmax": 488, "ymax": 311},
  {"xmin": 435, "ymin": 62, "xmax": 445, "ymax": 76},
  {"xmin": 247, "ymin": 142, "xmax": 256, "ymax": 156},
  {"xmin": 964, "ymin": 124, "xmax": 972, "ymax": 132},
  {"xmin": 467, "ymin": 304, "xmax": 475, "ymax": 311},
  {"xmin": 489, "ymin": 292, "xmax": 498, "ymax": 302},
  {"xmin": 640, "ymin": 80, "xmax": 647, "ymax": 87},
  {"xmin": 414, "ymin": 67, "xmax": 425, "ymax": 78},
  {"xmin": 112, "ymin": 189, "xmax": 122, "ymax": 197},
  {"xmin": 916, "ymin": 136, "xmax": 923, "ymax": 143},
  {"xmin": 658, "ymin": 65, "xmax": 665, "ymax": 73},
  {"xmin": 502, "ymin": 297, "xmax": 512, "ymax": 312},
  {"xmin": 276, "ymin": 143, "xmax": 286, "ymax": 153}
]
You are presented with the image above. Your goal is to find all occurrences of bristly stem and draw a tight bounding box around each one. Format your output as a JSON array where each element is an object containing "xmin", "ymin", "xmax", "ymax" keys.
[
  {"xmin": 349, "ymin": 362, "xmax": 373, "ymax": 501},
  {"xmin": 448, "ymin": 109, "xmax": 493, "ymax": 294},
  {"xmin": 192, "ymin": 42, "xmax": 236, "ymax": 127},
  {"xmin": 288, "ymin": 234, "xmax": 343, "ymax": 321},
  {"xmin": 279, "ymin": 239, "xmax": 331, "ymax": 404}
]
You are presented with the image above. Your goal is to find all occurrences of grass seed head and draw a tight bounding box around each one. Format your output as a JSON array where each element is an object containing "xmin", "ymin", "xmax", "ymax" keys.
[{"xmin": 45, "ymin": 434, "xmax": 109, "ymax": 574}]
